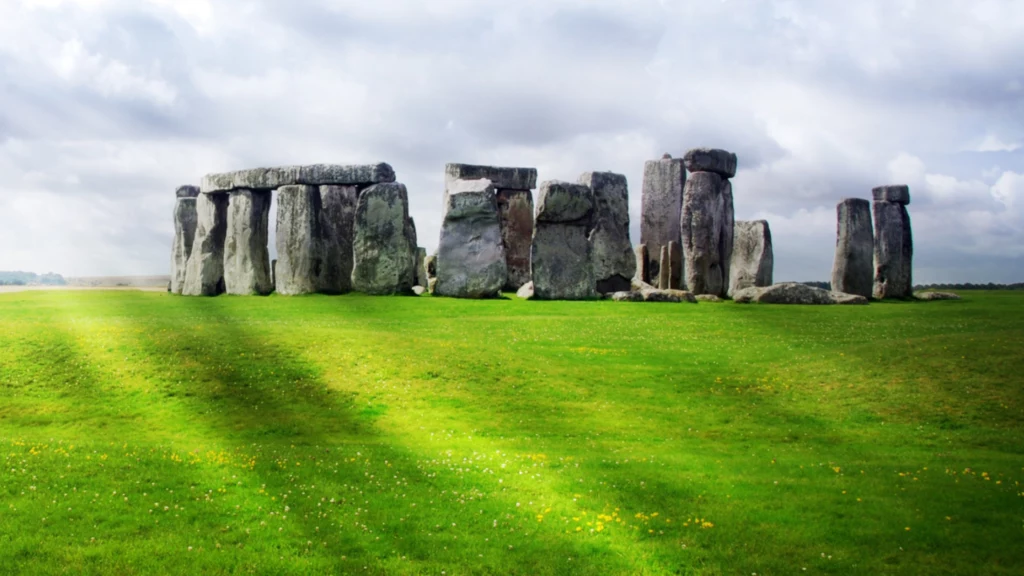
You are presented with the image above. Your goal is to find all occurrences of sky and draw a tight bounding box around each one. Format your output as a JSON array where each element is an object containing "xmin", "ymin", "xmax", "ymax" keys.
[{"xmin": 0, "ymin": 0, "xmax": 1022, "ymax": 283}]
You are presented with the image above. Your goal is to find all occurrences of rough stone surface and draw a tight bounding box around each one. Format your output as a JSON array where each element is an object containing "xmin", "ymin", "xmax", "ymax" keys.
[
  {"xmin": 224, "ymin": 189, "xmax": 273, "ymax": 295},
  {"xmin": 580, "ymin": 171, "xmax": 635, "ymax": 294},
  {"xmin": 683, "ymin": 148, "xmax": 738, "ymax": 178},
  {"xmin": 831, "ymin": 198, "xmax": 874, "ymax": 298},
  {"xmin": 427, "ymin": 277, "xmax": 438, "ymax": 295},
  {"xmin": 351, "ymin": 182, "xmax": 416, "ymax": 295},
  {"xmin": 424, "ymin": 254, "xmax": 437, "ymax": 280},
  {"xmin": 634, "ymin": 244, "xmax": 650, "ymax": 284},
  {"xmin": 516, "ymin": 281, "xmax": 534, "ymax": 300},
  {"xmin": 696, "ymin": 294, "xmax": 723, "ymax": 302},
  {"xmin": 176, "ymin": 185, "xmax": 200, "ymax": 199},
  {"xmin": 611, "ymin": 291, "xmax": 643, "ymax": 302},
  {"xmin": 531, "ymin": 181, "xmax": 596, "ymax": 300},
  {"xmin": 916, "ymin": 291, "xmax": 961, "ymax": 301},
  {"xmin": 873, "ymin": 201, "xmax": 913, "ymax": 299},
  {"xmin": 669, "ymin": 241, "xmax": 684, "ymax": 290},
  {"xmin": 444, "ymin": 163, "xmax": 537, "ymax": 191},
  {"xmin": 435, "ymin": 179, "xmax": 507, "ymax": 298},
  {"xmin": 404, "ymin": 217, "xmax": 418, "ymax": 288},
  {"xmin": 641, "ymin": 288, "xmax": 696, "ymax": 303},
  {"xmin": 275, "ymin": 185, "xmax": 324, "ymax": 295},
  {"xmin": 318, "ymin": 185, "xmax": 358, "ymax": 294},
  {"xmin": 728, "ymin": 220, "xmax": 773, "ymax": 297},
  {"xmin": 414, "ymin": 247, "xmax": 427, "ymax": 287},
  {"xmin": 719, "ymin": 179, "xmax": 735, "ymax": 291},
  {"xmin": 271, "ymin": 260, "xmax": 277, "ymax": 287},
  {"xmin": 682, "ymin": 171, "xmax": 727, "ymax": 296},
  {"xmin": 170, "ymin": 196, "xmax": 198, "ymax": 294},
  {"xmin": 872, "ymin": 185, "xmax": 911, "ymax": 205},
  {"xmin": 182, "ymin": 193, "xmax": 229, "ymax": 296},
  {"xmin": 201, "ymin": 163, "xmax": 396, "ymax": 193},
  {"xmin": 496, "ymin": 189, "xmax": 534, "ymax": 291},
  {"xmin": 658, "ymin": 245, "xmax": 670, "ymax": 290},
  {"xmin": 640, "ymin": 157, "xmax": 685, "ymax": 287},
  {"xmin": 733, "ymin": 283, "xmax": 869, "ymax": 305}
]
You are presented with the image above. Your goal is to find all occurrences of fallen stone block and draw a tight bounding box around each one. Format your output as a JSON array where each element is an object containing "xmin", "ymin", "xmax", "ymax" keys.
[
  {"xmin": 733, "ymin": 282, "xmax": 869, "ymax": 305},
  {"xmin": 916, "ymin": 291, "xmax": 961, "ymax": 301}
]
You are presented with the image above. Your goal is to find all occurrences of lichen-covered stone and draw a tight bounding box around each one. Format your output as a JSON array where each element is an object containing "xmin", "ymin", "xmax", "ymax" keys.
[
  {"xmin": 182, "ymin": 193, "xmax": 229, "ymax": 296},
  {"xmin": 496, "ymin": 189, "xmax": 534, "ymax": 291},
  {"xmin": 201, "ymin": 163, "xmax": 396, "ymax": 193},
  {"xmin": 831, "ymin": 198, "xmax": 873, "ymax": 298},
  {"xmin": 531, "ymin": 181, "xmax": 596, "ymax": 300},
  {"xmin": 872, "ymin": 184, "xmax": 911, "ymax": 205},
  {"xmin": 719, "ymin": 179, "xmax": 734, "ymax": 291},
  {"xmin": 351, "ymin": 182, "xmax": 416, "ymax": 295},
  {"xmin": 641, "ymin": 288, "xmax": 697, "ymax": 303},
  {"xmin": 916, "ymin": 291, "xmax": 961, "ymax": 301},
  {"xmin": 683, "ymin": 148, "xmax": 737, "ymax": 178},
  {"xmin": 580, "ymin": 171, "xmax": 634, "ymax": 294},
  {"xmin": 728, "ymin": 220, "xmax": 773, "ymax": 297},
  {"xmin": 640, "ymin": 157, "xmax": 685, "ymax": 288},
  {"xmin": 224, "ymin": 189, "xmax": 273, "ymax": 295},
  {"xmin": 170, "ymin": 196, "xmax": 198, "ymax": 294},
  {"xmin": 733, "ymin": 282, "xmax": 869, "ymax": 305},
  {"xmin": 444, "ymin": 163, "xmax": 537, "ymax": 191},
  {"xmin": 318, "ymin": 185, "xmax": 358, "ymax": 294},
  {"xmin": 682, "ymin": 171, "xmax": 726, "ymax": 296},
  {"xmin": 611, "ymin": 291, "xmax": 643, "ymax": 302},
  {"xmin": 414, "ymin": 247, "xmax": 427, "ymax": 287},
  {"xmin": 275, "ymin": 185, "xmax": 324, "ymax": 295},
  {"xmin": 873, "ymin": 200, "xmax": 913, "ymax": 299},
  {"xmin": 435, "ymin": 179, "xmax": 507, "ymax": 298}
]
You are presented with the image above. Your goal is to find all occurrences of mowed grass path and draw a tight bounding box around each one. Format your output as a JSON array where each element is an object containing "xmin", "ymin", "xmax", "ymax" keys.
[{"xmin": 0, "ymin": 290, "xmax": 1021, "ymax": 575}]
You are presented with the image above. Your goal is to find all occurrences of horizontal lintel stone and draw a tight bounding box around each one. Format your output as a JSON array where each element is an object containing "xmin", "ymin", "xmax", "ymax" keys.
[
  {"xmin": 200, "ymin": 163, "xmax": 396, "ymax": 193},
  {"xmin": 444, "ymin": 163, "xmax": 537, "ymax": 191}
]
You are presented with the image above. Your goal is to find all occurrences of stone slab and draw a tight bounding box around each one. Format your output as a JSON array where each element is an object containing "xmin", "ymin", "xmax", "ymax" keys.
[
  {"xmin": 535, "ymin": 180, "xmax": 594, "ymax": 224},
  {"xmin": 435, "ymin": 179, "xmax": 507, "ymax": 298},
  {"xmin": 733, "ymin": 282, "xmax": 869, "ymax": 305},
  {"xmin": 683, "ymin": 148, "xmax": 737, "ymax": 178},
  {"xmin": 640, "ymin": 157, "xmax": 685, "ymax": 287},
  {"xmin": 444, "ymin": 163, "xmax": 537, "ymax": 191},
  {"xmin": 496, "ymin": 188, "xmax": 534, "ymax": 291},
  {"xmin": 351, "ymin": 182, "xmax": 416, "ymax": 295},
  {"xmin": 201, "ymin": 163, "xmax": 396, "ymax": 193},
  {"xmin": 224, "ymin": 189, "xmax": 273, "ymax": 295},
  {"xmin": 275, "ymin": 185, "xmax": 324, "ymax": 295},
  {"xmin": 682, "ymin": 171, "xmax": 726, "ymax": 296},
  {"xmin": 872, "ymin": 184, "xmax": 911, "ymax": 205},
  {"xmin": 873, "ymin": 200, "xmax": 913, "ymax": 299},
  {"xmin": 182, "ymin": 193, "xmax": 229, "ymax": 296},
  {"xmin": 170, "ymin": 197, "xmax": 197, "ymax": 295},
  {"xmin": 318, "ymin": 185, "xmax": 359, "ymax": 294},
  {"xmin": 580, "ymin": 171, "xmax": 634, "ymax": 294},
  {"xmin": 831, "ymin": 198, "xmax": 874, "ymax": 298},
  {"xmin": 728, "ymin": 220, "xmax": 773, "ymax": 297}
]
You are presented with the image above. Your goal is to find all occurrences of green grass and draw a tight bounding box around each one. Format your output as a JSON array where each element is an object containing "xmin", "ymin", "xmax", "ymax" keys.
[{"xmin": 0, "ymin": 290, "xmax": 1022, "ymax": 575}]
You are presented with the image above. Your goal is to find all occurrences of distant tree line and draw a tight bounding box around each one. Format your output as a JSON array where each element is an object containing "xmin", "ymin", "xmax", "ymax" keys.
[
  {"xmin": 0, "ymin": 271, "xmax": 67, "ymax": 286},
  {"xmin": 797, "ymin": 280, "xmax": 1023, "ymax": 291}
]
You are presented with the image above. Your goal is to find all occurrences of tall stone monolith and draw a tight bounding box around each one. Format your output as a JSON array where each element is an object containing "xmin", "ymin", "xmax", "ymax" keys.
[
  {"xmin": 318, "ymin": 185, "xmax": 358, "ymax": 294},
  {"xmin": 728, "ymin": 220, "xmax": 773, "ymax": 297},
  {"xmin": 496, "ymin": 189, "xmax": 534, "ymax": 291},
  {"xmin": 531, "ymin": 181, "xmax": 596, "ymax": 300},
  {"xmin": 351, "ymin": 182, "xmax": 416, "ymax": 295},
  {"xmin": 435, "ymin": 179, "xmax": 507, "ymax": 298},
  {"xmin": 831, "ymin": 198, "xmax": 873, "ymax": 298},
  {"xmin": 634, "ymin": 244, "xmax": 650, "ymax": 285},
  {"xmin": 224, "ymin": 189, "xmax": 273, "ymax": 295},
  {"xmin": 641, "ymin": 155, "xmax": 685, "ymax": 287},
  {"xmin": 170, "ymin": 185, "xmax": 199, "ymax": 294},
  {"xmin": 682, "ymin": 148, "xmax": 737, "ymax": 296},
  {"xmin": 872, "ymin": 185, "xmax": 913, "ymax": 299},
  {"xmin": 182, "ymin": 192, "xmax": 229, "ymax": 296},
  {"xmin": 580, "ymin": 171, "xmax": 634, "ymax": 294},
  {"xmin": 275, "ymin": 184, "xmax": 324, "ymax": 295}
]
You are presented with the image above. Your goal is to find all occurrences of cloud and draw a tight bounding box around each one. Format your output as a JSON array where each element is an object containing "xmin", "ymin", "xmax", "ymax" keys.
[{"xmin": 0, "ymin": 0, "xmax": 1022, "ymax": 283}]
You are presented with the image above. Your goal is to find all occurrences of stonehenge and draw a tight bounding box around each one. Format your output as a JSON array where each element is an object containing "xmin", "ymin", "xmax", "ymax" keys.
[
  {"xmin": 681, "ymin": 148, "xmax": 737, "ymax": 297},
  {"xmin": 531, "ymin": 180, "xmax": 597, "ymax": 300},
  {"xmin": 733, "ymin": 283, "xmax": 868, "ymax": 305},
  {"xmin": 728, "ymin": 220, "xmax": 773, "ymax": 297},
  {"xmin": 351, "ymin": 182, "xmax": 417, "ymax": 295},
  {"xmin": 224, "ymin": 189, "xmax": 273, "ymax": 295},
  {"xmin": 181, "ymin": 192, "xmax": 229, "ymax": 296},
  {"xmin": 275, "ymin": 185, "xmax": 324, "ymax": 295},
  {"xmin": 580, "ymin": 171, "xmax": 634, "ymax": 294},
  {"xmin": 170, "ymin": 186, "xmax": 199, "ymax": 294},
  {"xmin": 434, "ymin": 178, "xmax": 507, "ymax": 298},
  {"xmin": 831, "ymin": 198, "xmax": 874, "ymax": 298},
  {"xmin": 641, "ymin": 155, "xmax": 686, "ymax": 287},
  {"xmin": 872, "ymin": 186, "xmax": 913, "ymax": 299},
  {"xmin": 318, "ymin": 185, "xmax": 359, "ymax": 294}
]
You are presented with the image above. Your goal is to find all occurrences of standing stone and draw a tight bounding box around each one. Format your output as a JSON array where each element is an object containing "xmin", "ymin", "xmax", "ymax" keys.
[
  {"xmin": 414, "ymin": 247, "xmax": 427, "ymax": 287},
  {"xmin": 182, "ymin": 193, "xmax": 229, "ymax": 296},
  {"xmin": 435, "ymin": 179, "xmax": 507, "ymax": 298},
  {"xmin": 424, "ymin": 254, "xmax": 437, "ymax": 281},
  {"xmin": 318, "ymin": 185, "xmax": 358, "ymax": 294},
  {"xmin": 275, "ymin": 185, "xmax": 324, "ymax": 295},
  {"xmin": 170, "ymin": 186, "xmax": 199, "ymax": 294},
  {"xmin": 831, "ymin": 198, "xmax": 873, "ymax": 298},
  {"xmin": 872, "ymin": 185, "xmax": 911, "ymax": 205},
  {"xmin": 351, "ymin": 182, "xmax": 416, "ymax": 295},
  {"xmin": 719, "ymin": 179, "xmax": 735, "ymax": 292},
  {"xmin": 681, "ymin": 171, "xmax": 726, "ymax": 296},
  {"xmin": 580, "ymin": 171, "xmax": 634, "ymax": 294},
  {"xmin": 496, "ymin": 189, "xmax": 534, "ymax": 291},
  {"xmin": 728, "ymin": 220, "xmax": 773, "ymax": 297},
  {"xmin": 634, "ymin": 244, "xmax": 650, "ymax": 284},
  {"xmin": 271, "ymin": 259, "xmax": 277, "ymax": 288},
  {"xmin": 641, "ymin": 156, "xmax": 686, "ymax": 288},
  {"xmin": 224, "ymin": 189, "xmax": 273, "ymax": 295},
  {"xmin": 658, "ymin": 245, "xmax": 670, "ymax": 290},
  {"xmin": 873, "ymin": 188, "xmax": 913, "ymax": 299},
  {"xmin": 668, "ymin": 241, "xmax": 684, "ymax": 290},
  {"xmin": 531, "ymin": 181, "xmax": 596, "ymax": 300},
  {"xmin": 405, "ymin": 217, "xmax": 419, "ymax": 288}
]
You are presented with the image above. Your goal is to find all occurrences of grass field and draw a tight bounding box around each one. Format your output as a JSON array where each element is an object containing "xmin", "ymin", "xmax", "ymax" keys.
[{"xmin": 0, "ymin": 290, "xmax": 1021, "ymax": 575}]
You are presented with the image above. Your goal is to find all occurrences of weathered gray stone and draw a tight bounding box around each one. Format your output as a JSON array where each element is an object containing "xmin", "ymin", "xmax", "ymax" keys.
[
  {"xmin": 872, "ymin": 185, "xmax": 911, "ymax": 205},
  {"xmin": 728, "ymin": 220, "xmax": 773, "ymax": 297},
  {"xmin": 831, "ymin": 198, "xmax": 874, "ymax": 298},
  {"xmin": 404, "ymin": 217, "xmax": 418, "ymax": 288},
  {"xmin": 873, "ymin": 200, "xmax": 913, "ymax": 299},
  {"xmin": 580, "ymin": 171, "xmax": 634, "ymax": 294},
  {"xmin": 658, "ymin": 245, "xmax": 670, "ymax": 290},
  {"xmin": 719, "ymin": 179, "xmax": 735, "ymax": 291},
  {"xmin": 271, "ymin": 259, "xmax": 277, "ymax": 287},
  {"xmin": 516, "ymin": 281, "xmax": 534, "ymax": 300},
  {"xmin": 634, "ymin": 244, "xmax": 651, "ymax": 284},
  {"xmin": 427, "ymin": 277, "xmax": 438, "ymax": 295},
  {"xmin": 531, "ymin": 181, "xmax": 596, "ymax": 300},
  {"xmin": 435, "ymin": 179, "xmax": 507, "ymax": 298},
  {"xmin": 275, "ymin": 185, "xmax": 324, "ymax": 295},
  {"xmin": 683, "ymin": 148, "xmax": 737, "ymax": 179},
  {"xmin": 669, "ymin": 240, "xmax": 684, "ymax": 290},
  {"xmin": 682, "ymin": 171, "xmax": 726, "ymax": 296},
  {"xmin": 733, "ymin": 282, "xmax": 869, "ymax": 305},
  {"xmin": 496, "ymin": 189, "xmax": 534, "ymax": 291},
  {"xmin": 611, "ymin": 291, "xmax": 643, "ymax": 302},
  {"xmin": 351, "ymin": 182, "xmax": 416, "ymax": 295},
  {"xmin": 641, "ymin": 157, "xmax": 685, "ymax": 288},
  {"xmin": 424, "ymin": 254, "xmax": 437, "ymax": 280},
  {"xmin": 224, "ymin": 189, "xmax": 273, "ymax": 295},
  {"xmin": 318, "ymin": 185, "xmax": 358, "ymax": 294},
  {"xmin": 182, "ymin": 193, "xmax": 229, "ymax": 296},
  {"xmin": 444, "ymin": 163, "xmax": 537, "ymax": 192},
  {"xmin": 916, "ymin": 291, "xmax": 961, "ymax": 301},
  {"xmin": 201, "ymin": 163, "xmax": 396, "ymax": 193},
  {"xmin": 695, "ymin": 294, "xmax": 723, "ymax": 302},
  {"xmin": 641, "ymin": 288, "xmax": 697, "ymax": 303},
  {"xmin": 170, "ymin": 196, "xmax": 198, "ymax": 294},
  {"xmin": 414, "ymin": 247, "xmax": 427, "ymax": 287},
  {"xmin": 176, "ymin": 185, "xmax": 199, "ymax": 199}
]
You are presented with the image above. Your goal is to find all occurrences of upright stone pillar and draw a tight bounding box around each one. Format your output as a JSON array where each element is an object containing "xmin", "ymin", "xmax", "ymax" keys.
[
  {"xmin": 634, "ymin": 244, "xmax": 650, "ymax": 285},
  {"xmin": 872, "ymin": 185, "xmax": 913, "ymax": 299},
  {"xmin": 319, "ymin": 185, "xmax": 358, "ymax": 294},
  {"xmin": 170, "ymin": 185, "xmax": 199, "ymax": 295},
  {"xmin": 351, "ymin": 182, "xmax": 416, "ymax": 295},
  {"xmin": 831, "ymin": 198, "xmax": 873, "ymax": 298},
  {"xmin": 496, "ymin": 189, "xmax": 534, "ymax": 291},
  {"xmin": 182, "ymin": 192, "xmax": 229, "ymax": 296},
  {"xmin": 414, "ymin": 247, "xmax": 427, "ymax": 287},
  {"xmin": 580, "ymin": 171, "xmax": 634, "ymax": 294},
  {"xmin": 641, "ymin": 154, "xmax": 685, "ymax": 287},
  {"xmin": 275, "ymin": 185, "xmax": 324, "ymax": 295},
  {"xmin": 658, "ymin": 246, "xmax": 670, "ymax": 290},
  {"xmin": 435, "ymin": 179, "xmax": 507, "ymax": 298},
  {"xmin": 668, "ymin": 241, "xmax": 684, "ymax": 290},
  {"xmin": 682, "ymin": 148, "xmax": 737, "ymax": 296},
  {"xmin": 531, "ymin": 181, "xmax": 596, "ymax": 300},
  {"xmin": 224, "ymin": 189, "xmax": 273, "ymax": 295},
  {"xmin": 728, "ymin": 220, "xmax": 773, "ymax": 297}
]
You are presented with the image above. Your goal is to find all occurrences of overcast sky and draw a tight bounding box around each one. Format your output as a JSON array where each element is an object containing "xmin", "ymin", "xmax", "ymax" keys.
[{"xmin": 1, "ymin": 0, "xmax": 1022, "ymax": 283}]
